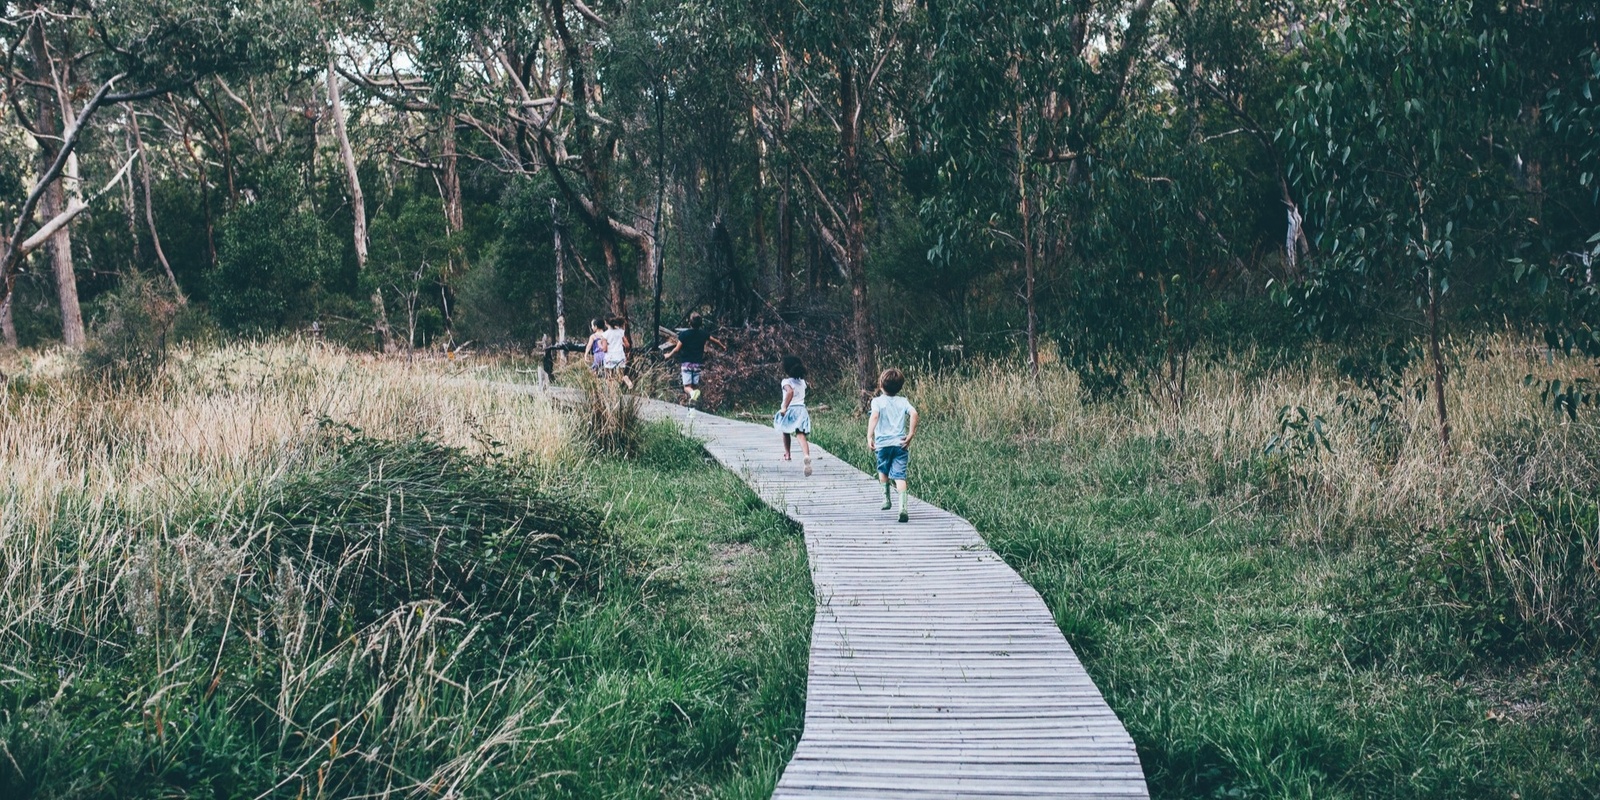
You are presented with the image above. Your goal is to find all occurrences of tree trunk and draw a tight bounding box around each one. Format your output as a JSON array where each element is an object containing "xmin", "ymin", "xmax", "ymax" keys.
[
  {"xmin": 439, "ymin": 114, "xmax": 463, "ymax": 331},
  {"xmin": 328, "ymin": 60, "xmax": 393, "ymax": 351},
  {"xmin": 839, "ymin": 60, "xmax": 878, "ymax": 410},
  {"xmin": 1427, "ymin": 261, "xmax": 1451, "ymax": 454},
  {"xmin": 651, "ymin": 90, "xmax": 667, "ymax": 352},
  {"xmin": 552, "ymin": 198, "xmax": 566, "ymax": 349},
  {"xmin": 441, "ymin": 117, "xmax": 464, "ymax": 233},
  {"xmin": 1016, "ymin": 105, "xmax": 1038, "ymax": 379},
  {"xmin": 122, "ymin": 123, "xmax": 143, "ymax": 266},
  {"xmin": 130, "ymin": 109, "xmax": 184, "ymax": 302},
  {"xmin": 30, "ymin": 21, "xmax": 84, "ymax": 349},
  {"xmin": 40, "ymin": 178, "xmax": 84, "ymax": 348},
  {"xmin": 1, "ymin": 253, "xmax": 16, "ymax": 347},
  {"xmin": 1, "ymin": 298, "xmax": 15, "ymax": 348},
  {"xmin": 752, "ymin": 130, "xmax": 771, "ymax": 305},
  {"xmin": 601, "ymin": 236, "xmax": 626, "ymax": 317},
  {"xmin": 777, "ymin": 167, "xmax": 793, "ymax": 309}
]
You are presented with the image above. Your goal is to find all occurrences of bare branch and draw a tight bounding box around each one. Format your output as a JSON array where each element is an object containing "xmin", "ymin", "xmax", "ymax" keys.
[{"xmin": 18, "ymin": 150, "xmax": 137, "ymax": 254}]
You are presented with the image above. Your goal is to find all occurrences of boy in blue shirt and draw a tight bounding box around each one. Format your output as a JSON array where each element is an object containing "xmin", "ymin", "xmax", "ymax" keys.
[{"xmin": 867, "ymin": 368, "xmax": 919, "ymax": 523}]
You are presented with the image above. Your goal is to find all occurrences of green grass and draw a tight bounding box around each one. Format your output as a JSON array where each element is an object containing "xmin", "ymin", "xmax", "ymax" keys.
[
  {"xmin": 809, "ymin": 413, "xmax": 1600, "ymax": 800},
  {"xmin": 532, "ymin": 422, "xmax": 812, "ymax": 798},
  {"xmin": 0, "ymin": 421, "xmax": 811, "ymax": 799}
]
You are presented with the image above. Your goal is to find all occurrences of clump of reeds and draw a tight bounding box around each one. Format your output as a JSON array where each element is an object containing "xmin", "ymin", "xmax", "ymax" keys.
[{"xmin": 573, "ymin": 368, "xmax": 643, "ymax": 456}]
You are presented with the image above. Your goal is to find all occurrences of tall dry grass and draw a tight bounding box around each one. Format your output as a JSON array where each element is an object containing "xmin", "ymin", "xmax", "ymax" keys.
[
  {"xmin": 906, "ymin": 334, "xmax": 1600, "ymax": 644},
  {"xmin": 2, "ymin": 340, "xmax": 569, "ymax": 523},
  {"xmin": 0, "ymin": 340, "xmax": 576, "ymax": 796}
]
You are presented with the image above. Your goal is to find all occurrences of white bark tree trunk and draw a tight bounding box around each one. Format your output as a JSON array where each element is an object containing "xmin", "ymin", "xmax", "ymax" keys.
[
  {"xmin": 130, "ymin": 109, "xmax": 184, "ymax": 302},
  {"xmin": 31, "ymin": 21, "xmax": 84, "ymax": 348},
  {"xmin": 328, "ymin": 59, "xmax": 393, "ymax": 351}
]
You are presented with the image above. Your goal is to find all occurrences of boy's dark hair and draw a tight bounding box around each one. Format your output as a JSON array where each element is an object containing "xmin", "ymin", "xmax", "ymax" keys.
[
  {"xmin": 782, "ymin": 355, "xmax": 807, "ymax": 379},
  {"xmin": 606, "ymin": 316, "xmax": 624, "ymax": 328},
  {"xmin": 879, "ymin": 368, "xmax": 905, "ymax": 396},
  {"xmin": 688, "ymin": 312, "xmax": 703, "ymax": 330}
]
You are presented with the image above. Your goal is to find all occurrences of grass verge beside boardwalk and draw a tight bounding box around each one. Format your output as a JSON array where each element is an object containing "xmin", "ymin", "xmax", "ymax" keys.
[
  {"xmin": 808, "ymin": 350, "xmax": 1600, "ymax": 800},
  {"xmin": 544, "ymin": 422, "xmax": 812, "ymax": 798}
]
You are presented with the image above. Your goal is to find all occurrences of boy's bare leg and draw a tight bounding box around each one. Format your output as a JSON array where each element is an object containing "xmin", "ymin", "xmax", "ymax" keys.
[{"xmin": 879, "ymin": 473, "xmax": 893, "ymax": 509}]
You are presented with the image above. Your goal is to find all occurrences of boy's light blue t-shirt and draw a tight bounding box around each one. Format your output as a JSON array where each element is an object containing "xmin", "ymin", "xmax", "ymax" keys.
[{"xmin": 871, "ymin": 395, "xmax": 915, "ymax": 448}]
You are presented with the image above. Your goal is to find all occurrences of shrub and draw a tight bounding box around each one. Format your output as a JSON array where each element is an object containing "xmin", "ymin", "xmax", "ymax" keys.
[
  {"xmin": 262, "ymin": 423, "xmax": 608, "ymax": 628},
  {"xmin": 209, "ymin": 165, "xmax": 338, "ymax": 333},
  {"xmin": 81, "ymin": 271, "xmax": 179, "ymax": 388},
  {"xmin": 575, "ymin": 369, "xmax": 642, "ymax": 455},
  {"xmin": 691, "ymin": 321, "xmax": 850, "ymax": 410},
  {"xmin": 0, "ymin": 424, "xmax": 609, "ymax": 799}
]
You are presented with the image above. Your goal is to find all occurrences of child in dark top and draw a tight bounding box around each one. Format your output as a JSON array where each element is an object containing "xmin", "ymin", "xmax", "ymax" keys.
[
  {"xmin": 773, "ymin": 355, "xmax": 813, "ymax": 476},
  {"xmin": 662, "ymin": 313, "xmax": 712, "ymax": 407}
]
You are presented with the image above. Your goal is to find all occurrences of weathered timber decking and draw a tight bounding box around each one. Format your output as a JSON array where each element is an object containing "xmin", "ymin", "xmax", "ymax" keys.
[{"xmin": 517, "ymin": 384, "xmax": 1148, "ymax": 798}]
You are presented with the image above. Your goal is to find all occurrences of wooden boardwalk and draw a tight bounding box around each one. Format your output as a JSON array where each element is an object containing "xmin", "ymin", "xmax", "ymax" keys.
[{"xmin": 517, "ymin": 385, "xmax": 1148, "ymax": 798}]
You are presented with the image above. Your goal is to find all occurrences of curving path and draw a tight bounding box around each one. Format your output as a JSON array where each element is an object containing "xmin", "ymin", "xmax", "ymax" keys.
[{"xmin": 519, "ymin": 384, "xmax": 1149, "ymax": 798}]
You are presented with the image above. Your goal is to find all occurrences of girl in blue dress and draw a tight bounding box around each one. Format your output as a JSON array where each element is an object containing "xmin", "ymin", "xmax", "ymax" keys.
[{"xmin": 773, "ymin": 355, "xmax": 812, "ymax": 476}]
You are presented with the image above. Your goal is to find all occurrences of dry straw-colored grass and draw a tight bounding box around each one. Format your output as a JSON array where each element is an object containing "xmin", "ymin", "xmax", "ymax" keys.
[
  {"xmin": 1, "ymin": 340, "xmax": 570, "ymax": 526},
  {"xmin": 0, "ymin": 340, "xmax": 575, "ymax": 795},
  {"xmin": 909, "ymin": 335, "xmax": 1600, "ymax": 641},
  {"xmin": 915, "ymin": 335, "xmax": 1597, "ymax": 527}
]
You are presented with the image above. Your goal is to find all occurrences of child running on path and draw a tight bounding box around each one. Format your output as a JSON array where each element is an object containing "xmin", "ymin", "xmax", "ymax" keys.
[
  {"xmin": 662, "ymin": 312, "xmax": 712, "ymax": 407},
  {"xmin": 600, "ymin": 316, "xmax": 634, "ymax": 389},
  {"xmin": 868, "ymin": 368, "xmax": 919, "ymax": 523},
  {"xmin": 585, "ymin": 318, "xmax": 607, "ymax": 375},
  {"xmin": 773, "ymin": 355, "xmax": 813, "ymax": 477}
]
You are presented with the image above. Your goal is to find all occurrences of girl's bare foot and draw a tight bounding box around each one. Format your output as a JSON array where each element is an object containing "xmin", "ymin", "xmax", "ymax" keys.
[
  {"xmin": 781, "ymin": 453, "xmax": 791, "ymax": 461},
  {"xmin": 803, "ymin": 456, "xmax": 813, "ymax": 477}
]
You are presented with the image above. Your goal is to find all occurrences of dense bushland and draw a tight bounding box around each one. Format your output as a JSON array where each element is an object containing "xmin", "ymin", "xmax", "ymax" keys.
[{"xmin": 4, "ymin": 1, "xmax": 1595, "ymax": 423}]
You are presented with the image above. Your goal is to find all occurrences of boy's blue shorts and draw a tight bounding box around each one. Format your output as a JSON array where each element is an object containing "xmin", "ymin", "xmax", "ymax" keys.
[{"xmin": 875, "ymin": 445, "xmax": 909, "ymax": 481}]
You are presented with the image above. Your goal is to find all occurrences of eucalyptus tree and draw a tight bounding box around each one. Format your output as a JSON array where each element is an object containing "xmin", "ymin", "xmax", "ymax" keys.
[
  {"xmin": 0, "ymin": 0, "xmax": 320, "ymax": 348},
  {"xmin": 1281, "ymin": 0, "xmax": 1524, "ymax": 451},
  {"xmin": 349, "ymin": 0, "xmax": 664, "ymax": 322},
  {"xmin": 1163, "ymin": 0, "xmax": 1308, "ymax": 273},
  {"xmin": 740, "ymin": 0, "xmax": 928, "ymax": 407},
  {"xmin": 923, "ymin": 0, "xmax": 1161, "ymax": 380}
]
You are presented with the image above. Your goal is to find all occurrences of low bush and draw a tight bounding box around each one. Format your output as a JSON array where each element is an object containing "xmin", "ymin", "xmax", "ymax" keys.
[
  {"xmin": 691, "ymin": 321, "xmax": 850, "ymax": 410},
  {"xmin": 81, "ymin": 272, "xmax": 179, "ymax": 389},
  {"xmin": 574, "ymin": 368, "xmax": 643, "ymax": 455}
]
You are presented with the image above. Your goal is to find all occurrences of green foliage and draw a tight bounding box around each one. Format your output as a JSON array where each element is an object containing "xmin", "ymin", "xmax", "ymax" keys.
[
  {"xmin": 209, "ymin": 166, "xmax": 338, "ymax": 333},
  {"xmin": 575, "ymin": 370, "xmax": 644, "ymax": 456},
  {"xmin": 1280, "ymin": 0, "xmax": 1518, "ymax": 336},
  {"xmin": 265, "ymin": 422, "xmax": 610, "ymax": 630},
  {"xmin": 367, "ymin": 192, "xmax": 454, "ymax": 347},
  {"xmin": 811, "ymin": 366, "xmax": 1600, "ymax": 799},
  {"xmin": 81, "ymin": 272, "xmax": 180, "ymax": 388}
]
